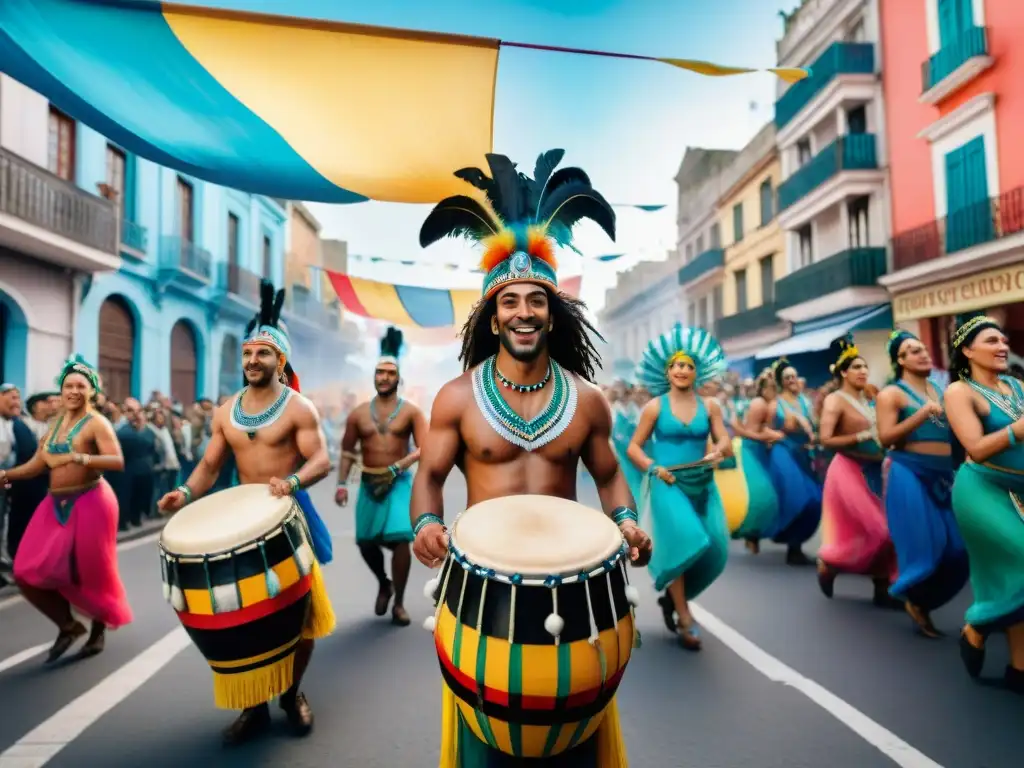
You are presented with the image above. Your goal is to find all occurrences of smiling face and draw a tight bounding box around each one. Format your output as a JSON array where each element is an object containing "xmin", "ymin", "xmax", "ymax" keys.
[
  {"xmin": 780, "ymin": 366, "xmax": 800, "ymax": 394},
  {"xmin": 897, "ymin": 338, "xmax": 932, "ymax": 376},
  {"xmin": 667, "ymin": 355, "xmax": 696, "ymax": 391},
  {"xmin": 374, "ymin": 362, "xmax": 399, "ymax": 396},
  {"xmin": 241, "ymin": 344, "xmax": 281, "ymax": 388},
  {"xmin": 842, "ymin": 357, "xmax": 870, "ymax": 390},
  {"xmin": 60, "ymin": 372, "xmax": 93, "ymax": 412},
  {"xmin": 965, "ymin": 327, "xmax": 1010, "ymax": 373},
  {"xmin": 494, "ymin": 283, "xmax": 550, "ymax": 363}
]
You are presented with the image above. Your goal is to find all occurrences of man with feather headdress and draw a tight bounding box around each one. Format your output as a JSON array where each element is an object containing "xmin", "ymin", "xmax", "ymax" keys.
[
  {"xmin": 158, "ymin": 280, "xmax": 336, "ymax": 745},
  {"xmin": 409, "ymin": 150, "xmax": 652, "ymax": 766},
  {"xmin": 335, "ymin": 326, "xmax": 427, "ymax": 626}
]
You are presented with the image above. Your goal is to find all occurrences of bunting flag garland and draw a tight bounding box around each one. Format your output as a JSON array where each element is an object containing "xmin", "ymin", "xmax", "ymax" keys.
[
  {"xmin": 0, "ymin": 0, "xmax": 808, "ymax": 205},
  {"xmin": 348, "ymin": 252, "xmax": 624, "ymax": 269},
  {"xmin": 324, "ymin": 270, "xmax": 581, "ymax": 329}
]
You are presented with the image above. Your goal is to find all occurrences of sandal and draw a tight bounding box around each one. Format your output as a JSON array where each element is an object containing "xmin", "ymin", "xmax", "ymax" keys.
[
  {"xmin": 905, "ymin": 603, "xmax": 941, "ymax": 639},
  {"xmin": 677, "ymin": 617, "xmax": 702, "ymax": 652},
  {"xmin": 374, "ymin": 579, "xmax": 393, "ymax": 617},
  {"xmin": 46, "ymin": 620, "xmax": 87, "ymax": 664},
  {"xmin": 959, "ymin": 626, "xmax": 985, "ymax": 679},
  {"xmin": 391, "ymin": 605, "xmax": 411, "ymax": 627},
  {"xmin": 816, "ymin": 560, "xmax": 836, "ymax": 599},
  {"xmin": 77, "ymin": 622, "xmax": 106, "ymax": 659}
]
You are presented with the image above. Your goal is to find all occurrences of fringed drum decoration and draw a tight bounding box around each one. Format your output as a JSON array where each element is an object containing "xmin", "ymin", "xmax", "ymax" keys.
[
  {"xmin": 159, "ymin": 484, "xmax": 333, "ymax": 710},
  {"xmin": 423, "ymin": 495, "xmax": 640, "ymax": 758}
]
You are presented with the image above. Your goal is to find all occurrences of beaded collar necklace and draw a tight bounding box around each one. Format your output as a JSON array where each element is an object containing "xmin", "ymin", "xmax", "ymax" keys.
[
  {"xmin": 370, "ymin": 396, "xmax": 404, "ymax": 435},
  {"xmin": 472, "ymin": 355, "xmax": 577, "ymax": 451},
  {"xmin": 968, "ymin": 377, "xmax": 1024, "ymax": 421},
  {"xmin": 46, "ymin": 411, "xmax": 93, "ymax": 454},
  {"xmin": 494, "ymin": 362, "xmax": 552, "ymax": 393},
  {"xmin": 230, "ymin": 386, "xmax": 293, "ymax": 440}
]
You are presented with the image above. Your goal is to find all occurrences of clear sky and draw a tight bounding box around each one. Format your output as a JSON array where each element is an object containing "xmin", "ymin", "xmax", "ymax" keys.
[{"xmin": 186, "ymin": 0, "xmax": 796, "ymax": 310}]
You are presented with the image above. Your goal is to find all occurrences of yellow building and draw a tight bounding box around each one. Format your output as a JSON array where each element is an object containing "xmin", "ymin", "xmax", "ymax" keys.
[{"xmin": 713, "ymin": 124, "xmax": 791, "ymax": 370}]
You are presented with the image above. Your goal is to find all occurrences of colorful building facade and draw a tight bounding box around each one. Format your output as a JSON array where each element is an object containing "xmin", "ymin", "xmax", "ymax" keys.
[
  {"xmin": 879, "ymin": 0, "xmax": 1024, "ymax": 366},
  {"xmin": 713, "ymin": 123, "xmax": 789, "ymax": 374}
]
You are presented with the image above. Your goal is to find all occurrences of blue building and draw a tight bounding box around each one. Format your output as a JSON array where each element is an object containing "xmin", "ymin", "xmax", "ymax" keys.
[{"xmin": 72, "ymin": 126, "xmax": 289, "ymax": 405}]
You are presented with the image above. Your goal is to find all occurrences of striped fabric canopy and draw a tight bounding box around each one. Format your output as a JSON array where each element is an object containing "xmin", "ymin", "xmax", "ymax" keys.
[
  {"xmin": 0, "ymin": 0, "xmax": 806, "ymax": 205},
  {"xmin": 325, "ymin": 271, "xmax": 582, "ymax": 329}
]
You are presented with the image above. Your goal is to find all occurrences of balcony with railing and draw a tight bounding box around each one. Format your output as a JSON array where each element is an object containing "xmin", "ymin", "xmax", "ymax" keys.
[
  {"xmin": 920, "ymin": 26, "xmax": 991, "ymax": 104},
  {"xmin": 158, "ymin": 235, "xmax": 213, "ymax": 286},
  {"xmin": 715, "ymin": 302, "xmax": 781, "ymax": 340},
  {"xmin": 286, "ymin": 284, "xmax": 331, "ymax": 328},
  {"xmin": 778, "ymin": 134, "xmax": 878, "ymax": 211},
  {"xmin": 120, "ymin": 218, "xmax": 148, "ymax": 258},
  {"xmin": 218, "ymin": 261, "xmax": 262, "ymax": 305},
  {"xmin": 775, "ymin": 247, "xmax": 887, "ymax": 310},
  {"xmin": 774, "ymin": 42, "xmax": 875, "ymax": 129},
  {"xmin": 0, "ymin": 145, "xmax": 118, "ymax": 267},
  {"xmin": 891, "ymin": 186, "xmax": 1024, "ymax": 272},
  {"xmin": 678, "ymin": 248, "xmax": 725, "ymax": 286}
]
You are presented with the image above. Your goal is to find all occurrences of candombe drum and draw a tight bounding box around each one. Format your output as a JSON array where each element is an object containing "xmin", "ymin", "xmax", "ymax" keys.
[
  {"xmin": 423, "ymin": 495, "xmax": 640, "ymax": 758},
  {"xmin": 159, "ymin": 484, "xmax": 322, "ymax": 710}
]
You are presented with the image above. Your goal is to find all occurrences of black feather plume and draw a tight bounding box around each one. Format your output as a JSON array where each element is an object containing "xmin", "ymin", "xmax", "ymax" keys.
[
  {"xmin": 271, "ymin": 288, "xmax": 285, "ymax": 327},
  {"xmin": 258, "ymin": 280, "xmax": 275, "ymax": 327},
  {"xmin": 380, "ymin": 326, "xmax": 403, "ymax": 358},
  {"xmin": 539, "ymin": 167, "xmax": 591, "ymax": 210},
  {"xmin": 531, "ymin": 149, "xmax": 565, "ymax": 211},
  {"xmin": 538, "ymin": 181, "xmax": 616, "ymax": 243},
  {"xmin": 485, "ymin": 154, "xmax": 524, "ymax": 223},
  {"xmin": 419, "ymin": 195, "xmax": 499, "ymax": 248},
  {"xmin": 453, "ymin": 167, "xmax": 500, "ymax": 213}
]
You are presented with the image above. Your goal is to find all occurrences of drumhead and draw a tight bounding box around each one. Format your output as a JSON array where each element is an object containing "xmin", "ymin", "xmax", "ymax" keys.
[
  {"xmin": 161, "ymin": 484, "xmax": 294, "ymax": 556},
  {"xmin": 451, "ymin": 495, "xmax": 623, "ymax": 575}
]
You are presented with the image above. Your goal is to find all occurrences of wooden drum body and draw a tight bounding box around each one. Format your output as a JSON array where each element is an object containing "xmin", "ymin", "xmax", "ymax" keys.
[
  {"xmin": 424, "ymin": 496, "xmax": 640, "ymax": 758},
  {"xmin": 159, "ymin": 484, "xmax": 317, "ymax": 710}
]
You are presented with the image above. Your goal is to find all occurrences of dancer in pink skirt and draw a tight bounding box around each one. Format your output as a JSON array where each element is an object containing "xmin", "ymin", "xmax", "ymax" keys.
[
  {"xmin": 0, "ymin": 355, "xmax": 132, "ymax": 662},
  {"xmin": 816, "ymin": 336, "xmax": 900, "ymax": 608}
]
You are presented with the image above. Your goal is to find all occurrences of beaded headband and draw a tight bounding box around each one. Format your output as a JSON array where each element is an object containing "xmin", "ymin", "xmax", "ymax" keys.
[{"xmin": 953, "ymin": 315, "xmax": 998, "ymax": 349}]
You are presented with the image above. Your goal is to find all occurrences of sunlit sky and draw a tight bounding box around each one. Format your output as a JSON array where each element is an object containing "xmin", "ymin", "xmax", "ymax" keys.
[{"xmin": 188, "ymin": 0, "xmax": 795, "ymax": 311}]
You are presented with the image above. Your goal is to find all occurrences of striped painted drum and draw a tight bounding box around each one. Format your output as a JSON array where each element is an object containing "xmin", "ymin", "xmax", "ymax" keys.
[
  {"xmin": 159, "ymin": 484, "xmax": 318, "ymax": 710},
  {"xmin": 424, "ymin": 495, "xmax": 639, "ymax": 758}
]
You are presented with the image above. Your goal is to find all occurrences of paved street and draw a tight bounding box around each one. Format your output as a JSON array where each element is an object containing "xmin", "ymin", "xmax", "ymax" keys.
[{"xmin": 0, "ymin": 475, "xmax": 1021, "ymax": 768}]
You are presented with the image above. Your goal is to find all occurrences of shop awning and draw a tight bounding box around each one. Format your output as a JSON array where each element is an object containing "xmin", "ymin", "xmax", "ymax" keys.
[{"xmin": 754, "ymin": 304, "xmax": 891, "ymax": 360}]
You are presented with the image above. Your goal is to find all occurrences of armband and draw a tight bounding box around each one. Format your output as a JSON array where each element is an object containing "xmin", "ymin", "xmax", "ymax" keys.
[
  {"xmin": 286, "ymin": 474, "xmax": 301, "ymax": 494},
  {"xmin": 413, "ymin": 513, "xmax": 444, "ymax": 536},
  {"xmin": 612, "ymin": 507, "xmax": 639, "ymax": 527}
]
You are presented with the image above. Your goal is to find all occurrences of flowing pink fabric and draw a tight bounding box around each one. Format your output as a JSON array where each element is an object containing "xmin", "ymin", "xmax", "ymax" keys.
[
  {"xmin": 819, "ymin": 453, "xmax": 897, "ymax": 579},
  {"xmin": 14, "ymin": 479, "xmax": 133, "ymax": 628}
]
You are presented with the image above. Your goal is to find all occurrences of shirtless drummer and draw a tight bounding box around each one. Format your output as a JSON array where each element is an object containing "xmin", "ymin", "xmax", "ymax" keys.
[
  {"xmin": 158, "ymin": 281, "xmax": 334, "ymax": 745},
  {"xmin": 335, "ymin": 326, "xmax": 427, "ymax": 625},
  {"xmin": 410, "ymin": 150, "xmax": 652, "ymax": 766}
]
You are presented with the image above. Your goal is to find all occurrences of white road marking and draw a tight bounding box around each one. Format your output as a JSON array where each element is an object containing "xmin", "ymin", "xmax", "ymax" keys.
[
  {"xmin": 0, "ymin": 644, "xmax": 50, "ymax": 675},
  {"xmin": 690, "ymin": 602, "xmax": 944, "ymax": 768},
  {"xmin": 0, "ymin": 628, "xmax": 190, "ymax": 768}
]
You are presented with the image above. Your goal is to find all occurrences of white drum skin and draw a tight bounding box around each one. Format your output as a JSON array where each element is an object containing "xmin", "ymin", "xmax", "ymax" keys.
[{"xmin": 161, "ymin": 484, "xmax": 294, "ymax": 556}]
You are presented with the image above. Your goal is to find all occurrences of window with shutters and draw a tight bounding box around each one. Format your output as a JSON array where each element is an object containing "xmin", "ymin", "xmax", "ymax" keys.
[
  {"xmin": 47, "ymin": 107, "xmax": 76, "ymax": 181},
  {"xmin": 177, "ymin": 178, "xmax": 194, "ymax": 243},
  {"xmin": 709, "ymin": 222, "xmax": 721, "ymax": 248},
  {"xmin": 105, "ymin": 145, "xmax": 127, "ymax": 217},
  {"xmin": 848, "ymin": 197, "xmax": 870, "ymax": 247},
  {"xmin": 735, "ymin": 269, "xmax": 748, "ymax": 313},
  {"xmin": 263, "ymin": 235, "xmax": 273, "ymax": 277},
  {"xmin": 937, "ymin": 0, "xmax": 974, "ymax": 47},
  {"xmin": 944, "ymin": 135, "xmax": 992, "ymax": 252},
  {"xmin": 798, "ymin": 225, "xmax": 813, "ymax": 267},
  {"xmin": 732, "ymin": 203, "xmax": 744, "ymax": 244},
  {"xmin": 759, "ymin": 179, "xmax": 774, "ymax": 226},
  {"xmin": 760, "ymin": 255, "xmax": 775, "ymax": 304}
]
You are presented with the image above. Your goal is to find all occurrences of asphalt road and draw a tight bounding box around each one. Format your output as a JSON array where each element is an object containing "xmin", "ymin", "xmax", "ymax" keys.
[{"xmin": 0, "ymin": 474, "xmax": 1022, "ymax": 768}]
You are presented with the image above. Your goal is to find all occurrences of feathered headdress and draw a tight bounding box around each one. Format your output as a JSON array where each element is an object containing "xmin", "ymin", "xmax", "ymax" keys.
[
  {"xmin": 55, "ymin": 353, "xmax": 100, "ymax": 392},
  {"xmin": 771, "ymin": 356, "xmax": 792, "ymax": 386},
  {"xmin": 829, "ymin": 334, "xmax": 860, "ymax": 375},
  {"xmin": 243, "ymin": 280, "xmax": 300, "ymax": 392},
  {"xmin": 419, "ymin": 149, "xmax": 615, "ymax": 299},
  {"xmin": 378, "ymin": 326, "xmax": 404, "ymax": 369},
  {"xmin": 635, "ymin": 324, "xmax": 727, "ymax": 396}
]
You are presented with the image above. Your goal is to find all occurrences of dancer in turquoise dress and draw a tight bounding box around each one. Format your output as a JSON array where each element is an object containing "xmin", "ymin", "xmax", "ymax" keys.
[
  {"xmin": 628, "ymin": 324, "xmax": 732, "ymax": 650},
  {"xmin": 731, "ymin": 368, "xmax": 784, "ymax": 554},
  {"xmin": 944, "ymin": 315, "xmax": 1024, "ymax": 692},
  {"xmin": 876, "ymin": 330, "xmax": 967, "ymax": 638},
  {"xmin": 763, "ymin": 358, "xmax": 821, "ymax": 565}
]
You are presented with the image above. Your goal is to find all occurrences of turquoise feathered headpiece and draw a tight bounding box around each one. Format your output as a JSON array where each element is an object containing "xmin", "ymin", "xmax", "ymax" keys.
[
  {"xmin": 55, "ymin": 354, "xmax": 100, "ymax": 392},
  {"xmin": 635, "ymin": 324, "xmax": 727, "ymax": 395},
  {"xmin": 419, "ymin": 149, "xmax": 615, "ymax": 300}
]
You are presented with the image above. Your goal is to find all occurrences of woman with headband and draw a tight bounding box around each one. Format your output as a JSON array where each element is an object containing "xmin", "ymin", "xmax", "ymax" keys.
[
  {"xmin": 628, "ymin": 324, "xmax": 732, "ymax": 650},
  {"xmin": 816, "ymin": 336, "xmax": 898, "ymax": 607},
  {"xmin": 0, "ymin": 355, "xmax": 132, "ymax": 662},
  {"xmin": 762, "ymin": 357, "xmax": 821, "ymax": 566},
  {"xmin": 944, "ymin": 314, "xmax": 1024, "ymax": 691},
  {"xmin": 875, "ymin": 330, "xmax": 968, "ymax": 638}
]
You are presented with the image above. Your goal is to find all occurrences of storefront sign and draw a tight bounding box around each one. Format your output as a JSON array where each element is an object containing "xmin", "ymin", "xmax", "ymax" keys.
[{"xmin": 892, "ymin": 264, "xmax": 1024, "ymax": 322}]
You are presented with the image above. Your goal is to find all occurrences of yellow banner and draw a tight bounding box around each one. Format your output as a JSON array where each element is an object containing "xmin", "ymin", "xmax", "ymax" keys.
[{"xmin": 891, "ymin": 264, "xmax": 1024, "ymax": 322}]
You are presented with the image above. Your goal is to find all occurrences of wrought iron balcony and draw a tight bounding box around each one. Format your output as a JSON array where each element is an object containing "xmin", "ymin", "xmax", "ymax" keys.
[
  {"xmin": 0, "ymin": 145, "xmax": 117, "ymax": 254},
  {"xmin": 778, "ymin": 134, "xmax": 878, "ymax": 211},
  {"xmin": 774, "ymin": 42, "xmax": 874, "ymax": 129},
  {"xmin": 891, "ymin": 186, "xmax": 1024, "ymax": 271},
  {"xmin": 159, "ymin": 235, "xmax": 212, "ymax": 284},
  {"xmin": 715, "ymin": 302, "xmax": 781, "ymax": 340},
  {"xmin": 678, "ymin": 248, "xmax": 724, "ymax": 286},
  {"xmin": 221, "ymin": 262, "xmax": 262, "ymax": 303},
  {"xmin": 775, "ymin": 247, "xmax": 886, "ymax": 309},
  {"xmin": 287, "ymin": 284, "xmax": 332, "ymax": 327},
  {"xmin": 120, "ymin": 218, "xmax": 148, "ymax": 257},
  {"xmin": 921, "ymin": 26, "xmax": 989, "ymax": 95}
]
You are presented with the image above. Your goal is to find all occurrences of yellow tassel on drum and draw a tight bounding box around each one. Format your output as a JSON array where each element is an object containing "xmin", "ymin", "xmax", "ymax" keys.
[
  {"xmin": 211, "ymin": 654, "xmax": 294, "ymax": 711},
  {"xmin": 595, "ymin": 696, "xmax": 630, "ymax": 767},
  {"xmin": 439, "ymin": 682, "xmax": 460, "ymax": 768},
  {"xmin": 301, "ymin": 560, "xmax": 337, "ymax": 640}
]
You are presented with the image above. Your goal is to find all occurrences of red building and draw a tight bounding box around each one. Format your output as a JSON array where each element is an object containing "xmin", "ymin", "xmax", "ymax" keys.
[{"xmin": 879, "ymin": 0, "xmax": 1024, "ymax": 369}]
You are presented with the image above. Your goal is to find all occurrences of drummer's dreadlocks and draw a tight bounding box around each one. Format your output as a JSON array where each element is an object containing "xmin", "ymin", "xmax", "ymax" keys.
[
  {"xmin": 458, "ymin": 289, "xmax": 604, "ymax": 383},
  {"xmin": 418, "ymin": 148, "xmax": 614, "ymax": 385}
]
